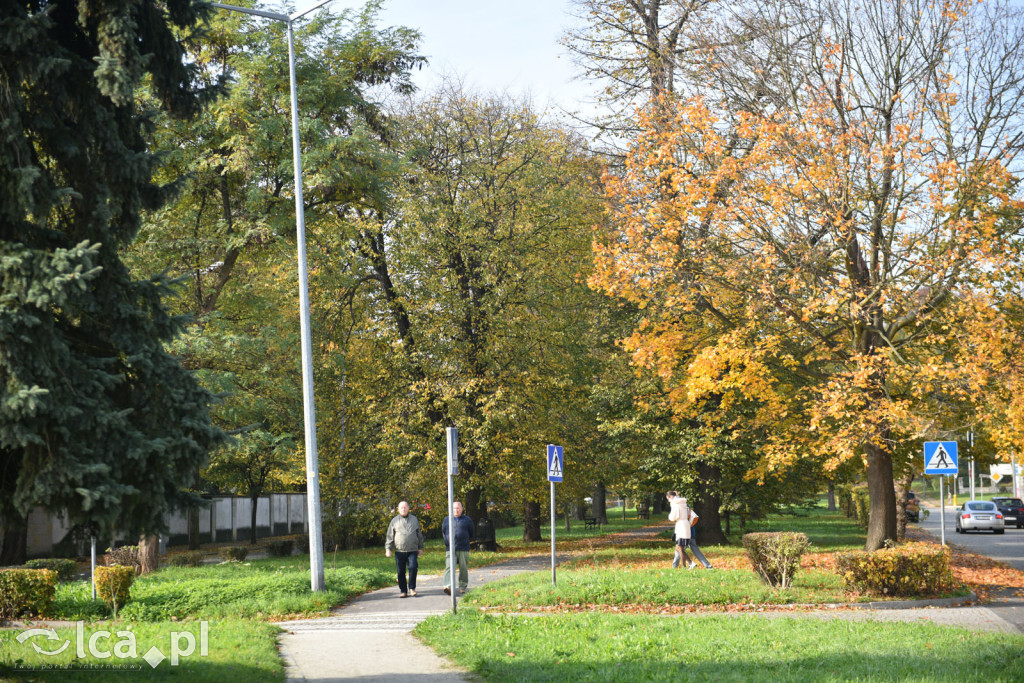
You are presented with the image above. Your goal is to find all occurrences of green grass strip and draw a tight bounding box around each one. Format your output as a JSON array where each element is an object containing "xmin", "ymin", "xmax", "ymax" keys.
[
  {"xmin": 0, "ymin": 619, "xmax": 282, "ymax": 682},
  {"xmin": 416, "ymin": 611, "xmax": 1024, "ymax": 682}
]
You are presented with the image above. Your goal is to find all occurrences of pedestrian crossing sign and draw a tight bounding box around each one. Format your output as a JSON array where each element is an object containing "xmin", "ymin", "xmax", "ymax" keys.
[
  {"xmin": 924, "ymin": 441, "xmax": 958, "ymax": 475},
  {"xmin": 547, "ymin": 444, "xmax": 563, "ymax": 483}
]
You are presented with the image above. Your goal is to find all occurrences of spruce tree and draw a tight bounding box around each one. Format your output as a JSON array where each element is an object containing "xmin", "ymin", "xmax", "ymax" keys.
[{"xmin": 0, "ymin": 0, "xmax": 224, "ymax": 563}]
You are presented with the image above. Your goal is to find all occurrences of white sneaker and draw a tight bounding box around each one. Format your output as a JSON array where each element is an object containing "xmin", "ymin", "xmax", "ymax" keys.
[{"xmin": 687, "ymin": 562, "xmax": 696, "ymax": 570}]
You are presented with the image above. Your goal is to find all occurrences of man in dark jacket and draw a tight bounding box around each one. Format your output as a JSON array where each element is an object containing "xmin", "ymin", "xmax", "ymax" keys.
[{"xmin": 441, "ymin": 501, "xmax": 475, "ymax": 594}]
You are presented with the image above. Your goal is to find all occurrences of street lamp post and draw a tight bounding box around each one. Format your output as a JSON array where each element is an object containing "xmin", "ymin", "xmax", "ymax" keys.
[{"xmin": 210, "ymin": 0, "xmax": 334, "ymax": 591}]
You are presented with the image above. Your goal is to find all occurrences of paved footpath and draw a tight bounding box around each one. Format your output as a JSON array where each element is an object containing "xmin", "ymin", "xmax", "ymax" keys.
[
  {"xmin": 275, "ymin": 554, "xmax": 555, "ymax": 682},
  {"xmin": 274, "ymin": 523, "xmax": 1024, "ymax": 681}
]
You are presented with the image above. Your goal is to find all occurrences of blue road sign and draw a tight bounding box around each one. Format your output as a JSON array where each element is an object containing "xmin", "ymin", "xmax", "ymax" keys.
[
  {"xmin": 924, "ymin": 441, "xmax": 958, "ymax": 475},
  {"xmin": 547, "ymin": 444, "xmax": 563, "ymax": 483}
]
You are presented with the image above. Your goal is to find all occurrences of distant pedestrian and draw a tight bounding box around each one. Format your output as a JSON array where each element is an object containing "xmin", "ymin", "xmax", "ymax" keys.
[
  {"xmin": 385, "ymin": 501, "xmax": 424, "ymax": 597},
  {"xmin": 441, "ymin": 501, "xmax": 475, "ymax": 594},
  {"xmin": 667, "ymin": 492, "xmax": 713, "ymax": 570}
]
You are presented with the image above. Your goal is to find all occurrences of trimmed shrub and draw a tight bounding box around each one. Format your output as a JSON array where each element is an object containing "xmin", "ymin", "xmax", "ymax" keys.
[
  {"xmin": 0, "ymin": 568, "xmax": 57, "ymax": 620},
  {"xmin": 167, "ymin": 551, "xmax": 206, "ymax": 567},
  {"xmin": 105, "ymin": 545, "xmax": 142, "ymax": 575},
  {"xmin": 835, "ymin": 542, "xmax": 958, "ymax": 597},
  {"xmin": 264, "ymin": 539, "xmax": 294, "ymax": 557},
  {"xmin": 24, "ymin": 558, "xmax": 77, "ymax": 583},
  {"xmin": 94, "ymin": 565, "xmax": 135, "ymax": 612},
  {"xmin": 220, "ymin": 546, "xmax": 249, "ymax": 562},
  {"xmin": 742, "ymin": 532, "xmax": 810, "ymax": 589}
]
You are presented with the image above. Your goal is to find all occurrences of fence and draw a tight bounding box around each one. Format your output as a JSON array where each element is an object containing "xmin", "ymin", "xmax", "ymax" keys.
[{"xmin": 22, "ymin": 493, "xmax": 308, "ymax": 559}]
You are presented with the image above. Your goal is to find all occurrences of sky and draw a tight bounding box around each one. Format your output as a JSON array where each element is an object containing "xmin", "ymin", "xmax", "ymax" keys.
[{"xmin": 373, "ymin": 0, "xmax": 600, "ymax": 116}]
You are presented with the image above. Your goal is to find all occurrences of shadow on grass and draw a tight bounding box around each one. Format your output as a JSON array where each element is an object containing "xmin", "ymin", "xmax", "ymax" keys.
[
  {"xmin": 460, "ymin": 651, "xmax": 1024, "ymax": 682},
  {"xmin": 0, "ymin": 661, "xmax": 280, "ymax": 683}
]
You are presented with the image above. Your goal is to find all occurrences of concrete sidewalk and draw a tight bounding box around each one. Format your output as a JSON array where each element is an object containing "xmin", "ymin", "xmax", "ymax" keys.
[{"xmin": 275, "ymin": 555, "xmax": 555, "ymax": 682}]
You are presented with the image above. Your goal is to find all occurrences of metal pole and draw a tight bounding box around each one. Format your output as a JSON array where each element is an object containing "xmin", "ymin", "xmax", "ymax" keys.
[
  {"xmin": 91, "ymin": 537, "xmax": 97, "ymax": 600},
  {"xmin": 1014, "ymin": 450, "xmax": 1020, "ymax": 499},
  {"xmin": 287, "ymin": 20, "xmax": 325, "ymax": 592},
  {"xmin": 940, "ymin": 477, "xmax": 946, "ymax": 547},
  {"xmin": 969, "ymin": 429, "xmax": 975, "ymax": 500},
  {"xmin": 550, "ymin": 481, "xmax": 556, "ymax": 587},
  {"xmin": 447, "ymin": 470, "xmax": 456, "ymax": 614}
]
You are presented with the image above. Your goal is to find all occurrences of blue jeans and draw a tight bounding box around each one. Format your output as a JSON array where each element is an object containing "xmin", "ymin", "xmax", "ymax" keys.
[
  {"xmin": 676, "ymin": 536, "xmax": 712, "ymax": 568},
  {"xmin": 395, "ymin": 551, "xmax": 418, "ymax": 593}
]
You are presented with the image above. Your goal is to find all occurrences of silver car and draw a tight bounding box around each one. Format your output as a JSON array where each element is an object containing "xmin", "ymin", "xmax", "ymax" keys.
[{"xmin": 955, "ymin": 500, "xmax": 1005, "ymax": 534}]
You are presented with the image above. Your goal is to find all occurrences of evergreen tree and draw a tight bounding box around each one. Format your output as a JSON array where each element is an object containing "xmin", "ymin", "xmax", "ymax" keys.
[{"xmin": 0, "ymin": 0, "xmax": 224, "ymax": 562}]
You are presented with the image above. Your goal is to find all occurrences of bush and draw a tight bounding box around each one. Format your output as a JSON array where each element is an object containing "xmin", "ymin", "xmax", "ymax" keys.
[
  {"xmin": 742, "ymin": 532, "xmax": 810, "ymax": 589},
  {"xmin": 24, "ymin": 558, "xmax": 77, "ymax": 582},
  {"xmin": 0, "ymin": 568, "xmax": 57, "ymax": 620},
  {"xmin": 105, "ymin": 545, "xmax": 142, "ymax": 574},
  {"xmin": 94, "ymin": 565, "xmax": 135, "ymax": 612},
  {"xmin": 835, "ymin": 542, "xmax": 959, "ymax": 597},
  {"xmin": 220, "ymin": 546, "xmax": 249, "ymax": 562},
  {"xmin": 166, "ymin": 551, "xmax": 206, "ymax": 567},
  {"xmin": 264, "ymin": 539, "xmax": 294, "ymax": 557}
]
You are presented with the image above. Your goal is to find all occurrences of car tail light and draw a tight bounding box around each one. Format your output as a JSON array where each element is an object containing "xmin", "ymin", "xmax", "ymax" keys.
[
  {"xmin": 997, "ymin": 513, "xmax": 1004, "ymax": 519},
  {"xmin": 961, "ymin": 513, "xmax": 970, "ymax": 519}
]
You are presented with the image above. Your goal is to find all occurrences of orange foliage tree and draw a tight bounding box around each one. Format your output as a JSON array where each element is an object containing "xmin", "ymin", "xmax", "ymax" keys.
[{"xmin": 592, "ymin": 0, "xmax": 1024, "ymax": 550}]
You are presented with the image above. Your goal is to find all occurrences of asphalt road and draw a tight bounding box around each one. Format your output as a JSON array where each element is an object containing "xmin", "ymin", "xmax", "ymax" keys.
[
  {"xmin": 916, "ymin": 499, "xmax": 1024, "ymax": 572},
  {"xmin": 915, "ymin": 496, "xmax": 1024, "ymax": 633}
]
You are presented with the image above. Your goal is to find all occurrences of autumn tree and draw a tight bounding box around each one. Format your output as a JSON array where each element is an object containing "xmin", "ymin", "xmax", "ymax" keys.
[
  {"xmin": 593, "ymin": 0, "xmax": 1024, "ymax": 550},
  {"xmin": 125, "ymin": 1, "xmax": 423, "ymax": 542},
  {"xmin": 316, "ymin": 86, "xmax": 609, "ymax": 540}
]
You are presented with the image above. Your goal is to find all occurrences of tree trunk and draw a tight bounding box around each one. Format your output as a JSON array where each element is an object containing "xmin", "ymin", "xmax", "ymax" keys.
[
  {"xmin": 564, "ymin": 508, "xmax": 571, "ymax": 532},
  {"xmin": 827, "ymin": 481, "xmax": 837, "ymax": 511},
  {"xmin": 523, "ymin": 500, "xmax": 542, "ymax": 541},
  {"xmin": 187, "ymin": 508, "xmax": 200, "ymax": 550},
  {"xmin": 692, "ymin": 462, "xmax": 728, "ymax": 544},
  {"xmin": 464, "ymin": 487, "xmax": 487, "ymax": 524},
  {"xmin": 250, "ymin": 495, "xmax": 260, "ymax": 544},
  {"xmin": 0, "ymin": 511, "xmax": 28, "ymax": 566},
  {"xmin": 138, "ymin": 534, "xmax": 159, "ymax": 574},
  {"xmin": 592, "ymin": 482, "xmax": 608, "ymax": 524},
  {"xmin": 652, "ymin": 493, "xmax": 665, "ymax": 515},
  {"xmin": 865, "ymin": 440, "xmax": 898, "ymax": 551},
  {"xmin": 573, "ymin": 498, "xmax": 587, "ymax": 521},
  {"xmin": 895, "ymin": 471, "xmax": 915, "ymax": 541}
]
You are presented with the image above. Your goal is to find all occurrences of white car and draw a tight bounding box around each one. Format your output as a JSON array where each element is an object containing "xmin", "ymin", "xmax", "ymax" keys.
[{"xmin": 955, "ymin": 500, "xmax": 1005, "ymax": 534}]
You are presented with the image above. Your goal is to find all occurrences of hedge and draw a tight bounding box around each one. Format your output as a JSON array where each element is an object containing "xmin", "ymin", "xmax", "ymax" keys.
[
  {"xmin": 0, "ymin": 568, "xmax": 57, "ymax": 620},
  {"xmin": 24, "ymin": 558, "xmax": 77, "ymax": 582},
  {"xmin": 835, "ymin": 542, "xmax": 959, "ymax": 597}
]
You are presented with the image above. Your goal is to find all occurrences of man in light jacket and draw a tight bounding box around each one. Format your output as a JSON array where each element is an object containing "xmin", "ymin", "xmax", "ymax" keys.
[
  {"xmin": 441, "ymin": 501, "xmax": 475, "ymax": 594},
  {"xmin": 385, "ymin": 500, "xmax": 425, "ymax": 597}
]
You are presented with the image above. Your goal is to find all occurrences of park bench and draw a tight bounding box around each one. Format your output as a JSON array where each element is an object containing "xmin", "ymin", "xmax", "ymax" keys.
[
  {"xmin": 584, "ymin": 517, "xmax": 600, "ymax": 530},
  {"xmin": 636, "ymin": 507, "xmax": 650, "ymax": 519}
]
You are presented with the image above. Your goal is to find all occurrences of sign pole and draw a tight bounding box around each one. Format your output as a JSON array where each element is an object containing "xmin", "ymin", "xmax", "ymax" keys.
[
  {"xmin": 940, "ymin": 477, "xmax": 946, "ymax": 547},
  {"xmin": 546, "ymin": 444, "xmax": 564, "ymax": 589},
  {"xmin": 550, "ymin": 480, "xmax": 556, "ymax": 587},
  {"xmin": 447, "ymin": 427, "xmax": 458, "ymax": 614},
  {"xmin": 90, "ymin": 537, "xmax": 97, "ymax": 600}
]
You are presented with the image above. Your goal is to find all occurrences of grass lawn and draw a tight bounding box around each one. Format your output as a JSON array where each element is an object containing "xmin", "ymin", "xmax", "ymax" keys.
[
  {"xmin": 415, "ymin": 611, "xmax": 1024, "ymax": 682},
  {"xmin": 0, "ymin": 619, "xmax": 281, "ymax": 682}
]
